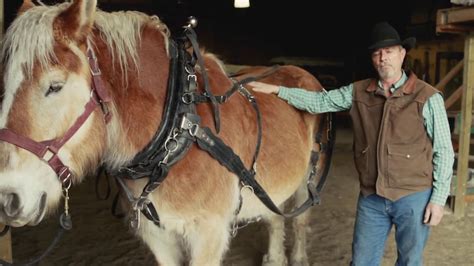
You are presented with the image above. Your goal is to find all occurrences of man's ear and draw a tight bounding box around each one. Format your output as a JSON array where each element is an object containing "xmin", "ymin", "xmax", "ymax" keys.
[
  {"xmin": 400, "ymin": 46, "xmax": 407, "ymax": 57},
  {"xmin": 400, "ymin": 47, "xmax": 407, "ymax": 60}
]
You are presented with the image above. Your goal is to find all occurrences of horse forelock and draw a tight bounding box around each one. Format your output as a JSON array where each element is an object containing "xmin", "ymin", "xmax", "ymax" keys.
[{"xmin": 0, "ymin": 3, "xmax": 64, "ymax": 127}]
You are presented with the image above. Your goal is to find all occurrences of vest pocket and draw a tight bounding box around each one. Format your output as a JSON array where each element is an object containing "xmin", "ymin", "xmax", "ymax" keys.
[
  {"xmin": 354, "ymin": 145, "xmax": 371, "ymax": 187},
  {"xmin": 387, "ymin": 143, "xmax": 431, "ymax": 188}
]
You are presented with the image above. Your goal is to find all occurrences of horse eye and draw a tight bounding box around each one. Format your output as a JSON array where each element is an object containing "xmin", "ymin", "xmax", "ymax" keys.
[{"xmin": 45, "ymin": 83, "xmax": 64, "ymax": 97}]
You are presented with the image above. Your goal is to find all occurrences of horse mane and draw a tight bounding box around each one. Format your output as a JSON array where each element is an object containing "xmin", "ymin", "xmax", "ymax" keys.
[
  {"xmin": 1, "ymin": 2, "xmax": 170, "ymax": 82},
  {"xmin": 92, "ymin": 11, "xmax": 170, "ymax": 79}
]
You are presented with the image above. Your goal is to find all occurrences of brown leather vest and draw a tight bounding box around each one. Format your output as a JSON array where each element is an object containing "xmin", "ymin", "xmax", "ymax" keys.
[{"xmin": 349, "ymin": 72, "xmax": 438, "ymax": 201}]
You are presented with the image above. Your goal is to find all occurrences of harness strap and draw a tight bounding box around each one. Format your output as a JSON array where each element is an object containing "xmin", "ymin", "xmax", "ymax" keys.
[
  {"xmin": 193, "ymin": 126, "xmax": 318, "ymax": 218},
  {"xmin": 233, "ymin": 85, "xmax": 263, "ymax": 172},
  {"xmin": 184, "ymin": 27, "xmax": 221, "ymax": 133},
  {"xmin": 183, "ymin": 65, "xmax": 281, "ymax": 105},
  {"xmin": 313, "ymin": 113, "xmax": 336, "ymax": 194},
  {"xmin": 182, "ymin": 66, "xmax": 281, "ymax": 172}
]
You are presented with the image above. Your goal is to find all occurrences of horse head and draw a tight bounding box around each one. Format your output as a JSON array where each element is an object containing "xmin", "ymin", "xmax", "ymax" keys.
[{"xmin": 0, "ymin": 0, "xmax": 106, "ymax": 227}]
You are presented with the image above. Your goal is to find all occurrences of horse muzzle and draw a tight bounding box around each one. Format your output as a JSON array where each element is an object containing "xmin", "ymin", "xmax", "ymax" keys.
[{"xmin": 0, "ymin": 192, "xmax": 47, "ymax": 227}]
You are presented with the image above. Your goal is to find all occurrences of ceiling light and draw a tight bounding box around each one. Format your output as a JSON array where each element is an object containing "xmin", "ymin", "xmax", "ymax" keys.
[{"xmin": 234, "ymin": 0, "xmax": 250, "ymax": 8}]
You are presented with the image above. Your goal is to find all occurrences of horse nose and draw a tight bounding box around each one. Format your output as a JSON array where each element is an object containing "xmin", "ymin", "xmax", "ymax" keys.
[{"xmin": 4, "ymin": 192, "xmax": 21, "ymax": 218}]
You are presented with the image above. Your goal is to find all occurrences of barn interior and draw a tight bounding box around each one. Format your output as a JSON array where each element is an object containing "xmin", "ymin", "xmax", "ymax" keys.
[
  {"xmin": 3, "ymin": 0, "xmax": 464, "ymax": 87},
  {"xmin": 1, "ymin": 0, "xmax": 474, "ymax": 265}
]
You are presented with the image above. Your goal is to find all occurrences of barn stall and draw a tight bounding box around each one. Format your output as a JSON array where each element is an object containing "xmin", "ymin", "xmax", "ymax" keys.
[{"xmin": 0, "ymin": 0, "xmax": 473, "ymax": 265}]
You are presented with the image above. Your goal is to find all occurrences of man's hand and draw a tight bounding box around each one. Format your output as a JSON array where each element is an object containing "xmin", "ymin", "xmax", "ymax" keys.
[
  {"xmin": 248, "ymin": 81, "xmax": 280, "ymax": 94},
  {"xmin": 423, "ymin": 202, "xmax": 445, "ymax": 226}
]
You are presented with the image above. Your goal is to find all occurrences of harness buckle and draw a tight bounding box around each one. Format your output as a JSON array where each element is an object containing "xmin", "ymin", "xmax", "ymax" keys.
[
  {"xmin": 164, "ymin": 137, "xmax": 179, "ymax": 153},
  {"xmin": 181, "ymin": 92, "xmax": 194, "ymax": 104},
  {"xmin": 187, "ymin": 74, "xmax": 197, "ymax": 82},
  {"xmin": 189, "ymin": 124, "xmax": 199, "ymax": 137},
  {"xmin": 179, "ymin": 115, "xmax": 200, "ymax": 137}
]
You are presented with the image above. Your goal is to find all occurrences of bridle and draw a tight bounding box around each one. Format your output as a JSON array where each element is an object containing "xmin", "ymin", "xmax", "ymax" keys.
[{"xmin": 0, "ymin": 43, "xmax": 111, "ymax": 265}]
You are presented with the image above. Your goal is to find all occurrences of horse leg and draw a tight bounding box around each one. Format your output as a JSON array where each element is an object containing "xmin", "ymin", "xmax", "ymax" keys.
[
  {"xmin": 138, "ymin": 218, "xmax": 184, "ymax": 266},
  {"xmin": 262, "ymin": 214, "xmax": 288, "ymax": 266},
  {"xmin": 289, "ymin": 176, "xmax": 310, "ymax": 266},
  {"xmin": 187, "ymin": 216, "xmax": 232, "ymax": 266}
]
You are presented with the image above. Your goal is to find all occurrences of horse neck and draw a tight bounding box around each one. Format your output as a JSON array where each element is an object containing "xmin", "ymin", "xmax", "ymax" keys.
[{"xmin": 92, "ymin": 26, "xmax": 171, "ymax": 168}]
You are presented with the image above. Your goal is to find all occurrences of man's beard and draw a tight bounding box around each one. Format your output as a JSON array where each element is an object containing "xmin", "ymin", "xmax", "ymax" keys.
[{"xmin": 377, "ymin": 65, "xmax": 395, "ymax": 80}]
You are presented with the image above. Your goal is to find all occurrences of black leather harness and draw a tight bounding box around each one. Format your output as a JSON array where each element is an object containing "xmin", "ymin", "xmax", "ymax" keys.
[{"xmin": 112, "ymin": 26, "xmax": 336, "ymax": 230}]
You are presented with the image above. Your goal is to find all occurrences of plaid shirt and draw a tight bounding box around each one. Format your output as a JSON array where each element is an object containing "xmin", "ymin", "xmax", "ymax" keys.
[{"xmin": 278, "ymin": 72, "xmax": 454, "ymax": 205}]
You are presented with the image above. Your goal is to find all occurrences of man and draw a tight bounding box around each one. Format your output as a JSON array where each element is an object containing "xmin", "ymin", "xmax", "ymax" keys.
[{"xmin": 249, "ymin": 21, "xmax": 454, "ymax": 266}]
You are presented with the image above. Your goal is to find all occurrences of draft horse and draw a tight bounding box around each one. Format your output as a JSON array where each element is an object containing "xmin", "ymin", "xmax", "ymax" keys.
[{"xmin": 0, "ymin": 0, "xmax": 332, "ymax": 265}]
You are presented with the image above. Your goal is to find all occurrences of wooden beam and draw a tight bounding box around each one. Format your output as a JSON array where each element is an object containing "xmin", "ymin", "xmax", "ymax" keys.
[
  {"xmin": 436, "ymin": 7, "xmax": 474, "ymax": 34},
  {"xmin": 435, "ymin": 59, "xmax": 463, "ymax": 92},
  {"xmin": 445, "ymin": 85, "xmax": 464, "ymax": 109},
  {"xmin": 439, "ymin": 7, "xmax": 474, "ymax": 24},
  {"xmin": 465, "ymin": 194, "xmax": 474, "ymax": 202},
  {"xmin": 455, "ymin": 152, "xmax": 474, "ymax": 162},
  {"xmin": 454, "ymin": 32, "xmax": 474, "ymax": 218}
]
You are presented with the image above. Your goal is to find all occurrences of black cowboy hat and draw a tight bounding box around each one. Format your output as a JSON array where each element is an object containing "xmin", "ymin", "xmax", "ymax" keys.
[{"xmin": 368, "ymin": 21, "xmax": 416, "ymax": 51}]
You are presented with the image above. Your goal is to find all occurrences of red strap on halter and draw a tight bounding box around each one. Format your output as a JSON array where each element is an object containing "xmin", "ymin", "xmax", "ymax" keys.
[
  {"xmin": 0, "ymin": 97, "xmax": 98, "ymax": 183},
  {"xmin": 87, "ymin": 46, "xmax": 112, "ymax": 123}
]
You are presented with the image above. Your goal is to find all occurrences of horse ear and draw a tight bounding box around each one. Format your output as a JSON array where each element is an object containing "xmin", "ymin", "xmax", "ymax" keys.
[
  {"xmin": 18, "ymin": 0, "xmax": 35, "ymax": 16},
  {"xmin": 54, "ymin": 0, "xmax": 97, "ymax": 43}
]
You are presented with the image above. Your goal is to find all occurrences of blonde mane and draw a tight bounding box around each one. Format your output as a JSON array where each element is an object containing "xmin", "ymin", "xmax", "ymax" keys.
[{"xmin": 1, "ymin": 2, "xmax": 169, "ymax": 83}]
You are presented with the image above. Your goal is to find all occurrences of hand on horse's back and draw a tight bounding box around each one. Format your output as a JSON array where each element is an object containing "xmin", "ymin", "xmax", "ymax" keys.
[{"xmin": 248, "ymin": 81, "xmax": 280, "ymax": 94}]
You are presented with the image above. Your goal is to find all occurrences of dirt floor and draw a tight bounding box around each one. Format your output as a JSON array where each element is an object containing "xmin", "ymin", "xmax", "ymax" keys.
[{"xmin": 10, "ymin": 126, "xmax": 474, "ymax": 265}]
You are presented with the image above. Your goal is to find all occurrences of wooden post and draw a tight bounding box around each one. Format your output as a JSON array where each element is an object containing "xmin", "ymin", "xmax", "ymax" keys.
[
  {"xmin": 0, "ymin": 225, "xmax": 11, "ymax": 263},
  {"xmin": 454, "ymin": 32, "xmax": 474, "ymax": 218},
  {"xmin": 0, "ymin": 0, "xmax": 12, "ymax": 263}
]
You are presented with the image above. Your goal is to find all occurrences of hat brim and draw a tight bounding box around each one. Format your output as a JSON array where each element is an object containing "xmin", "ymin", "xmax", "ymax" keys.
[{"xmin": 368, "ymin": 37, "xmax": 416, "ymax": 51}]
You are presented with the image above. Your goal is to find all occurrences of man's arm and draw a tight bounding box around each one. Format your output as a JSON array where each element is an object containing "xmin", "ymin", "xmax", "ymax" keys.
[
  {"xmin": 250, "ymin": 81, "xmax": 280, "ymax": 94},
  {"xmin": 249, "ymin": 81, "xmax": 353, "ymax": 113},
  {"xmin": 423, "ymin": 93, "xmax": 455, "ymax": 226}
]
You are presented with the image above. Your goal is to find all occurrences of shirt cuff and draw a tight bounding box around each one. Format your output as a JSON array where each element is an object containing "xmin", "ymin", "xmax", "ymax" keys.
[
  {"xmin": 430, "ymin": 190, "xmax": 449, "ymax": 206},
  {"xmin": 277, "ymin": 86, "xmax": 290, "ymax": 99}
]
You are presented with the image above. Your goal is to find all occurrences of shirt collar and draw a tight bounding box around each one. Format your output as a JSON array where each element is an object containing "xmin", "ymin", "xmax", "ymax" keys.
[
  {"xmin": 366, "ymin": 71, "xmax": 418, "ymax": 96},
  {"xmin": 376, "ymin": 71, "xmax": 408, "ymax": 93}
]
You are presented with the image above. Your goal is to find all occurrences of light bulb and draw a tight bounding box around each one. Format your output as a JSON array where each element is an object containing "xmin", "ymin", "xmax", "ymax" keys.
[{"xmin": 234, "ymin": 0, "xmax": 250, "ymax": 8}]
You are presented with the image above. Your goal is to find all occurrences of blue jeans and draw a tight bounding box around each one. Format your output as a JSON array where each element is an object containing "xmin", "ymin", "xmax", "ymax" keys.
[{"xmin": 351, "ymin": 189, "xmax": 432, "ymax": 266}]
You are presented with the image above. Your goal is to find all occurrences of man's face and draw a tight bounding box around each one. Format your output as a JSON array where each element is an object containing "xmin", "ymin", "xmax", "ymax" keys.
[{"xmin": 371, "ymin": 45, "xmax": 406, "ymax": 80}]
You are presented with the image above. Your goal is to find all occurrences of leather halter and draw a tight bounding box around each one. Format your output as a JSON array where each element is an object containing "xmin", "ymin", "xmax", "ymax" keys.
[{"xmin": 0, "ymin": 44, "xmax": 111, "ymax": 186}]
